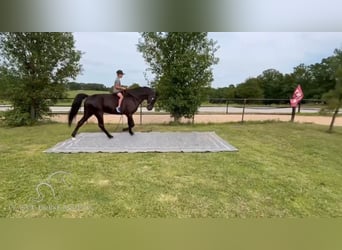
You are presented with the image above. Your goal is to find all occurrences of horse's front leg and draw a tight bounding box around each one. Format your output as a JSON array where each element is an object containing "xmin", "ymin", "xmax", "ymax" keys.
[{"xmin": 125, "ymin": 114, "xmax": 135, "ymax": 136}]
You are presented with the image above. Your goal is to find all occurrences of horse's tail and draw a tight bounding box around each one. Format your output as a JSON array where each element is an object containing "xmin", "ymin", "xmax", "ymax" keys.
[{"xmin": 68, "ymin": 93, "xmax": 88, "ymax": 126}]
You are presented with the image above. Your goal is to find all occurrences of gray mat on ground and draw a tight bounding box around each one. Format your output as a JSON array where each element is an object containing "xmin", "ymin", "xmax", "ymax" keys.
[{"xmin": 44, "ymin": 132, "xmax": 238, "ymax": 153}]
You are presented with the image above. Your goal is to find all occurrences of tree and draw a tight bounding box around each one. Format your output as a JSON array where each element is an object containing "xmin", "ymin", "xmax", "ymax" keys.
[
  {"xmin": 281, "ymin": 73, "xmax": 296, "ymax": 99},
  {"xmin": 257, "ymin": 69, "xmax": 284, "ymax": 101},
  {"xmin": 308, "ymin": 60, "xmax": 336, "ymax": 99},
  {"xmin": 323, "ymin": 66, "xmax": 342, "ymax": 133},
  {"xmin": 292, "ymin": 64, "xmax": 313, "ymax": 98},
  {"xmin": 128, "ymin": 83, "xmax": 141, "ymax": 89},
  {"xmin": 206, "ymin": 85, "xmax": 236, "ymax": 102},
  {"xmin": 235, "ymin": 78, "xmax": 263, "ymax": 99},
  {"xmin": 216, "ymin": 85, "xmax": 236, "ymax": 99},
  {"xmin": 295, "ymin": 49, "xmax": 342, "ymax": 100},
  {"xmin": 137, "ymin": 32, "xmax": 219, "ymax": 122},
  {"xmin": 323, "ymin": 49, "xmax": 342, "ymax": 132},
  {"xmin": 0, "ymin": 32, "xmax": 82, "ymax": 126}
]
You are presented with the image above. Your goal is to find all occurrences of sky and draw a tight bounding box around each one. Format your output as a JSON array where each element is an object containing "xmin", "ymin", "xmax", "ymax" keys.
[{"xmin": 74, "ymin": 32, "xmax": 342, "ymax": 88}]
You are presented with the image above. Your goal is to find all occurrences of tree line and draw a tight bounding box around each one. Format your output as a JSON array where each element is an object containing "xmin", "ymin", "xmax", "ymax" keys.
[
  {"xmin": 66, "ymin": 82, "xmax": 141, "ymax": 92},
  {"xmin": 208, "ymin": 49, "xmax": 342, "ymax": 103},
  {"xmin": 67, "ymin": 82, "xmax": 110, "ymax": 91}
]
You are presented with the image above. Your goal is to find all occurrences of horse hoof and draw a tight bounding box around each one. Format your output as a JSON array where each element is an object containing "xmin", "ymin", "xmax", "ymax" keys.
[
  {"xmin": 129, "ymin": 132, "xmax": 134, "ymax": 136},
  {"xmin": 108, "ymin": 135, "xmax": 114, "ymax": 139},
  {"xmin": 71, "ymin": 137, "xmax": 76, "ymax": 141}
]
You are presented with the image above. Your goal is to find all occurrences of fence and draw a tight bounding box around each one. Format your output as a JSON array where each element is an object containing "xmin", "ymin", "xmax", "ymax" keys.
[
  {"xmin": 203, "ymin": 98, "xmax": 326, "ymax": 122},
  {"xmin": 0, "ymin": 98, "xmax": 331, "ymax": 125}
]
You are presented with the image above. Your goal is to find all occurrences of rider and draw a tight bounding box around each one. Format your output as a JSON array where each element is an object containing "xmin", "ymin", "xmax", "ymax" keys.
[{"xmin": 113, "ymin": 69, "xmax": 127, "ymax": 113}]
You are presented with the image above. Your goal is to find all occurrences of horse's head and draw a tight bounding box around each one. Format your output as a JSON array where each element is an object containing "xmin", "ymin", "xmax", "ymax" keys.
[
  {"xmin": 126, "ymin": 86, "xmax": 157, "ymax": 110},
  {"xmin": 146, "ymin": 88, "xmax": 157, "ymax": 111}
]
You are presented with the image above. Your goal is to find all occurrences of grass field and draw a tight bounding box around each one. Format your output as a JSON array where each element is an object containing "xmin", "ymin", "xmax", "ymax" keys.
[
  {"xmin": 66, "ymin": 90, "xmax": 110, "ymax": 98},
  {"xmin": 0, "ymin": 121, "xmax": 341, "ymax": 218},
  {"xmin": 54, "ymin": 90, "xmax": 110, "ymax": 106},
  {"xmin": 0, "ymin": 90, "xmax": 110, "ymax": 106}
]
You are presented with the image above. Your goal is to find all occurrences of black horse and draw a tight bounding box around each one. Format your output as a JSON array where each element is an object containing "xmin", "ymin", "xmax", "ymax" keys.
[{"xmin": 68, "ymin": 87, "xmax": 157, "ymax": 138}]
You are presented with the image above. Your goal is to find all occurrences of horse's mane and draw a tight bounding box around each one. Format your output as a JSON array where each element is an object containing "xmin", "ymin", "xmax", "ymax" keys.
[{"xmin": 126, "ymin": 86, "xmax": 153, "ymax": 97}]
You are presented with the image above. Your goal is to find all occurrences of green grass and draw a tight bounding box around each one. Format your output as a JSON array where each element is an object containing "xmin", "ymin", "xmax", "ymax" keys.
[{"xmin": 0, "ymin": 121, "xmax": 341, "ymax": 218}]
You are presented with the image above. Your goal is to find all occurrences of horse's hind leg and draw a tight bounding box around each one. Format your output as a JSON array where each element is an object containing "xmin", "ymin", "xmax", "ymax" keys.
[
  {"xmin": 95, "ymin": 112, "xmax": 113, "ymax": 139},
  {"xmin": 71, "ymin": 111, "xmax": 92, "ymax": 138}
]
